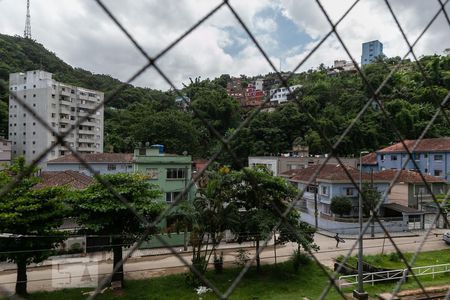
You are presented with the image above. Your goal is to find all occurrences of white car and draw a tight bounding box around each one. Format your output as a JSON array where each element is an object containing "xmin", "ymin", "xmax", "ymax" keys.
[{"xmin": 444, "ymin": 231, "xmax": 450, "ymax": 245}]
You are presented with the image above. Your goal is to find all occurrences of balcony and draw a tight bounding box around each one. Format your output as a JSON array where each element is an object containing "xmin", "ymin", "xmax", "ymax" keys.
[
  {"xmin": 77, "ymin": 111, "xmax": 89, "ymax": 117},
  {"xmin": 81, "ymin": 120, "xmax": 97, "ymax": 127},
  {"xmin": 78, "ymin": 102, "xmax": 95, "ymax": 109},
  {"xmin": 59, "ymin": 118, "xmax": 72, "ymax": 124},
  {"xmin": 78, "ymin": 129, "xmax": 95, "ymax": 135},
  {"xmin": 78, "ymin": 137, "xmax": 95, "ymax": 143},
  {"xmin": 78, "ymin": 146, "xmax": 96, "ymax": 152},
  {"xmin": 60, "ymin": 107, "xmax": 71, "ymax": 114}
]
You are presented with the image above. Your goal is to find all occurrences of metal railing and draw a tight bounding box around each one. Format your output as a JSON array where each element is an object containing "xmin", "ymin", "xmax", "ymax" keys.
[{"xmin": 339, "ymin": 263, "xmax": 450, "ymax": 288}]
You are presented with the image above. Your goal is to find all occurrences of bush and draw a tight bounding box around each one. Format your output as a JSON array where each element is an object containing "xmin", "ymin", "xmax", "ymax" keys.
[
  {"xmin": 234, "ymin": 249, "xmax": 250, "ymax": 267},
  {"xmin": 290, "ymin": 249, "xmax": 310, "ymax": 273},
  {"xmin": 389, "ymin": 252, "xmax": 401, "ymax": 262},
  {"xmin": 330, "ymin": 196, "xmax": 352, "ymax": 217}
]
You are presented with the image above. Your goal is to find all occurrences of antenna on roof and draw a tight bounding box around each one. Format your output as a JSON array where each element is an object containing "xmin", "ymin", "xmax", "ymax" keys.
[{"xmin": 24, "ymin": 0, "xmax": 32, "ymax": 39}]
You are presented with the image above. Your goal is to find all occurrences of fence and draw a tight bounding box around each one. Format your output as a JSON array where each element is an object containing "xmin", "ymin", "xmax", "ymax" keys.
[
  {"xmin": 1, "ymin": 0, "xmax": 450, "ymax": 299},
  {"xmin": 339, "ymin": 263, "xmax": 450, "ymax": 288}
]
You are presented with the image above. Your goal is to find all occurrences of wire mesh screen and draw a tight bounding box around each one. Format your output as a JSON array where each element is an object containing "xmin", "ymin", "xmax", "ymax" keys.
[{"xmin": 0, "ymin": 0, "xmax": 450, "ymax": 299}]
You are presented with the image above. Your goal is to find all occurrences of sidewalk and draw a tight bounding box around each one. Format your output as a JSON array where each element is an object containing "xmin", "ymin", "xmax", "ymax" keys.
[{"xmin": 316, "ymin": 228, "xmax": 448, "ymax": 240}]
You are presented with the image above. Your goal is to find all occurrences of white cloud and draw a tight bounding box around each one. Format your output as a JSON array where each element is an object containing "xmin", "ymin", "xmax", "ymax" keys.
[{"xmin": 0, "ymin": 0, "xmax": 447, "ymax": 89}]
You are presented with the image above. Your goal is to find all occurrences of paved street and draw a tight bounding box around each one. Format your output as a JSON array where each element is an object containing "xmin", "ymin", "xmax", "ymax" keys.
[{"xmin": 0, "ymin": 230, "xmax": 448, "ymax": 296}]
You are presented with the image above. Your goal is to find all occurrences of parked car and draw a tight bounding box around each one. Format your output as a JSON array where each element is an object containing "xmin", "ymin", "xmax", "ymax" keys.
[{"xmin": 444, "ymin": 231, "xmax": 450, "ymax": 245}]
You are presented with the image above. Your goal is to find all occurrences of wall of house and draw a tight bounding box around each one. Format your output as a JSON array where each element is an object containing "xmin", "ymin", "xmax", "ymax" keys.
[
  {"xmin": 46, "ymin": 162, "xmax": 132, "ymax": 175},
  {"xmin": 377, "ymin": 152, "xmax": 450, "ymax": 182},
  {"xmin": 248, "ymin": 157, "xmax": 278, "ymax": 175},
  {"xmin": 133, "ymin": 155, "xmax": 194, "ymax": 203},
  {"xmin": 388, "ymin": 183, "xmax": 409, "ymax": 206}
]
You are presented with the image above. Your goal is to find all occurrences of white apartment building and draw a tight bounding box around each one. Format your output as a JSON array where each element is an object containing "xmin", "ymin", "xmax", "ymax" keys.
[
  {"xmin": 8, "ymin": 70, "xmax": 104, "ymax": 164},
  {"xmin": 269, "ymin": 85, "xmax": 302, "ymax": 104}
]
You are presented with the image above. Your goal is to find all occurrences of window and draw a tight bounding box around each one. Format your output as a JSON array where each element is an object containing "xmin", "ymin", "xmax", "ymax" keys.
[
  {"xmin": 107, "ymin": 164, "xmax": 116, "ymax": 171},
  {"xmin": 306, "ymin": 185, "xmax": 317, "ymax": 193},
  {"xmin": 139, "ymin": 148, "xmax": 146, "ymax": 155},
  {"xmin": 380, "ymin": 154, "xmax": 385, "ymax": 161},
  {"xmin": 391, "ymin": 155, "xmax": 397, "ymax": 161},
  {"xmin": 345, "ymin": 188, "xmax": 354, "ymax": 196},
  {"xmin": 434, "ymin": 154, "xmax": 443, "ymax": 161},
  {"xmin": 166, "ymin": 192, "xmax": 181, "ymax": 203},
  {"xmin": 33, "ymin": 94, "xmax": 36, "ymax": 98},
  {"xmin": 434, "ymin": 170, "xmax": 443, "ymax": 176},
  {"xmin": 167, "ymin": 168, "xmax": 186, "ymax": 179},
  {"xmin": 146, "ymin": 168, "xmax": 159, "ymax": 179},
  {"xmin": 321, "ymin": 186, "xmax": 328, "ymax": 195}
]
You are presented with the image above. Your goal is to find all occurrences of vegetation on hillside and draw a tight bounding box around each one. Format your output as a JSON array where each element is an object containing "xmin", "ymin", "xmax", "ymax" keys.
[{"xmin": 1, "ymin": 34, "xmax": 449, "ymax": 167}]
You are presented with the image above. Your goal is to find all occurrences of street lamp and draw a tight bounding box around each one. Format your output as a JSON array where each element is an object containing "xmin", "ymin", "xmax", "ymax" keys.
[{"xmin": 354, "ymin": 150, "xmax": 369, "ymax": 300}]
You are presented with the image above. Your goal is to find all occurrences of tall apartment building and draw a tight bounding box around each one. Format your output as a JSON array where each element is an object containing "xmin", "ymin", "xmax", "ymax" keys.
[
  {"xmin": 8, "ymin": 70, "xmax": 104, "ymax": 164},
  {"xmin": 361, "ymin": 40, "xmax": 383, "ymax": 65}
]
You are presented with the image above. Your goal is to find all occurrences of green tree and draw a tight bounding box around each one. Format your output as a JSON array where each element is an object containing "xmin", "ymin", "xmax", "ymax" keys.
[
  {"xmin": 362, "ymin": 184, "xmax": 382, "ymax": 217},
  {"xmin": 230, "ymin": 167, "xmax": 316, "ymax": 272},
  {"xmin": 69, "ymin": 173, "xmax": 164, "ymax": 286},
  {"xmin": 330, "ymin": 196, "xmax": 353, "ymax": 217},
  {"xmin": 0, "ymin": 157, "xmax": 68, "ymax": 295},
  {"xmin": 170, "ymin": 167, "xmax": 239, "ymax": 282}
]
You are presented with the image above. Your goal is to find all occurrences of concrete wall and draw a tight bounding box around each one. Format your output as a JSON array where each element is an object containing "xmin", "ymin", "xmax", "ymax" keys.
[{"xmin": 300, "ymin": 211, "xmax": 404, "ymax": 234}]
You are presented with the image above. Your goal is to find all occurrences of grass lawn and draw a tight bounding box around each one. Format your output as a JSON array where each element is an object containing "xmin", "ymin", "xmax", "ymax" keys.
[
  {"xmin": 338, "ymin": 249, "xmax": 450, "ymax": 270},
  {"xmin": 24, "ymin": 260, "xmax": 344, "ymax": 300},
  {"xmin": 11, "ymin": 249, "xmax": 450, "ymax": 300}
]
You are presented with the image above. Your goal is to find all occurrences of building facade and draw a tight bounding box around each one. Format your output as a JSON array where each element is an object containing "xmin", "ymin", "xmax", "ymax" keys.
[
  {"xmin": 0, "ymin": 137, "xmax": 12, "ymax": 168},
  {"xmin": 242, "ymin": 83, "xmax": 265, "ymax": 107},
  {"xmin": 133, "ymin": 144, "xmax": 195, "ymax": 203},
  {"xmin": 8, "ymin": 70, "xmax": 104, "ymax": 164},
  {"xmin": 361, "ymin": 40, "xmax": 383, "ymax": 65},
  {"xmin": 249, "ymin": 155, "xmax": 359, "ymax": 176},
  {"xmin": 376, "ymin": 138, "xmax": 450, "ymax": 182},
  {"xmin": 269, "ymin": 85, "xmax": 302, "ymax": 104},
  {"xmin": 46, "ymin": 153, "xmax": 133, "ymax": 175}
]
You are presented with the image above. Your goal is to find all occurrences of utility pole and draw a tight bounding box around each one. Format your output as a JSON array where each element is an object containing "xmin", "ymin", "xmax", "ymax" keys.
[
  {"xmin": 354, "ymin": 151, "xmax": 369, "ymax": 300},
  {"xmin": 24, "ymin": 0, "xmax": 32, "ymax": 39}
]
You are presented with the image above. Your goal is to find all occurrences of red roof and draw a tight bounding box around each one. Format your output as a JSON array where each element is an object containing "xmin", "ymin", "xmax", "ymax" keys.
[
  {"xmin": 285, "ymin": 164, "xmax": 446, "ymax": 184},
  {"xmin": 47, "ymin": 153, "xmax": 133, "ymax": 164},
  {"xmin": 288, "ymin": 164, "xmax": 373, "ymax": 182},
  {"xmin": 375, "ymin": 169, "xmax": 447, "ymax": 184},
  {"xmin": 377, "ymin": 138, "xmax": 450, "ymax": 153},
  {"xmin": 35, "ymin": 170, "xmax": 93, "ymax": 189},
  {"xmin": 361, "ymin": 152, "xmax": 377, "ymax": 165}
]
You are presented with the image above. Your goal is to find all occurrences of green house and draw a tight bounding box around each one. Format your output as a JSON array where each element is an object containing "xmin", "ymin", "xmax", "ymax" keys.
[
  {"xmin": 133, "ymin": 144, "xmax": 196, "ymax": 203},
  {"xmin": 133, "ymin": 144, "xmax": 195, "ymax": 249}
]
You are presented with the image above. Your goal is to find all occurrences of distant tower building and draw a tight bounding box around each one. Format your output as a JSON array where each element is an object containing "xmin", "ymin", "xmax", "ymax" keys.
[
  {"xmin": 8, "ymin": 70, "xmax": 104, "ymax": 165},
  {"xmin": 24, "ymin": 0, "xmax": 32, "ymax": 39},
  {"xmin": 361, "ymin": 40, "xmax": 383, "ymax": 65}
]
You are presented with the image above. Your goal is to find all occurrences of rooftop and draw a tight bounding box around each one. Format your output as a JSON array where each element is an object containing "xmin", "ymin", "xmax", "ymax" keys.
[
  {"xmin": 47, "ymin": 153, "xmax": 133, "ymax": 164},
  {"xmin": 35, "ymin": 170, "xmax": 93, "ymax": 189},
  {"xmin": 361, "ymin": 152, "xmax": 377, "ymax": 165},
  {"xmin": 283, "ymin": 164, "xmax": 447, "ymax": 184},
  {"xmin": 376, "ymin": 169, "xmax": 447, "ymax": 184},
  {"xmin": 377, "ymin": 138, "xmax": 450, "ymax": 153}
]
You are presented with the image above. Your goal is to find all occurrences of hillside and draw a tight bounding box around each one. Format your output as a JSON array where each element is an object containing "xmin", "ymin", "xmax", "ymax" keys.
[
  {"xmin": 1, "ymin": 34, "xmax": 449, "ymax": 167},
  {"xmin": 0, "ymin": 34, "xmax": 174, "ymax": 136}
]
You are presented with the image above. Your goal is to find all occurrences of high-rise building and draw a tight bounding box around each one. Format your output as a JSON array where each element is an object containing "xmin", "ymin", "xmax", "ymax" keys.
[
  {"xmin": 361, "ymin": 40, "xmax": 383, "ymax": 65},
  {"xmin": 8, "ymin": 70, "xmax": 104, "ymax": 164}
]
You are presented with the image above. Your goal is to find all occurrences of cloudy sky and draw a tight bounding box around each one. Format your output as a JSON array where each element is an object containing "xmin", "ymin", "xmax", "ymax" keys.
[{"xmin": 0, "ymin": 0, "xmax": 448, "ymax": 90}]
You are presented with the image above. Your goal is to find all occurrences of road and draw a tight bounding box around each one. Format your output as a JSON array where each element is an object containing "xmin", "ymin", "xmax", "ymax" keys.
[{"xmin": 0, "ymin": 230, "xmax": 448, "ymax": 296}]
